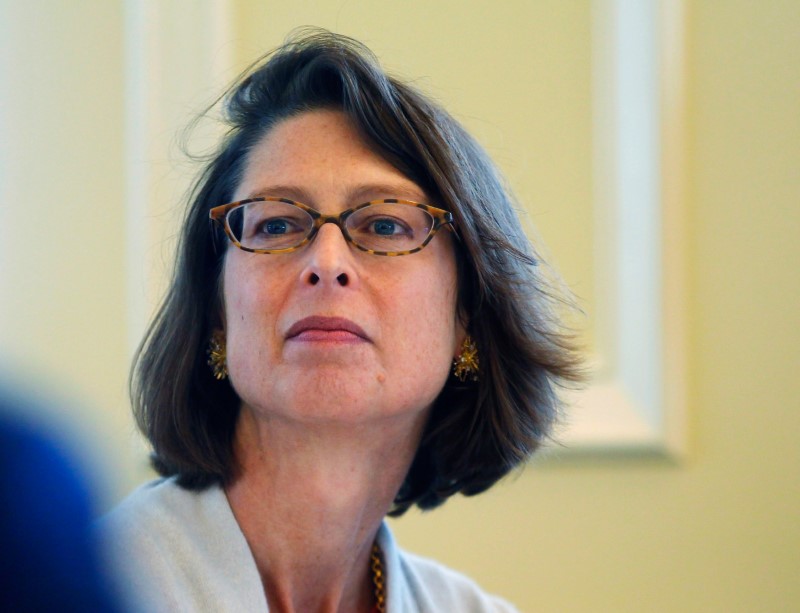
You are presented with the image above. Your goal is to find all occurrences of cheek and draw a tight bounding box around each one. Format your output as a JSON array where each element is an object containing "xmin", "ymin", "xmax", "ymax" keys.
[
  {"xmin": 222, "ymin": 253, "xmax": 283, "ymax": 322},
  {"xmin": 221, "ymin": 257, "xmax": 282, "ymax": 367},
  {"xmin": 380, "ymin": 266, "xmax": 460, "ymax": 375},
  {"xmin": 221, "ymin": 256, "xmax": 249, "ymax": 330}
]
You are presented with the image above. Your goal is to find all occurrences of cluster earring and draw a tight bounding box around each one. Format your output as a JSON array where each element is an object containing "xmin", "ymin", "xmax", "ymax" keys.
[
  {"xmin": 452, "ymin": 335, "xmax": 480, "ymax": 382},
  {"xmin": 207, "ymin": 330, "xmax": 228, "ymax": 380}
]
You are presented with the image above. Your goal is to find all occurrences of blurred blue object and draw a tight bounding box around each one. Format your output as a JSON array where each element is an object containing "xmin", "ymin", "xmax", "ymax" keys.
[{"xmin": 0, "ymin": 396, "xmax": 124, "ymax": 612}]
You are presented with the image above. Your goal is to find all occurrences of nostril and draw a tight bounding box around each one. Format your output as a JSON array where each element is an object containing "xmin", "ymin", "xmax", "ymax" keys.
[
  {"xmin": 308, "ymin": 272, "xmax": 320, "ymax": 285},
  {"xmin": 336, "ymin": 273, "xmax": 348, "ymax": 286}
]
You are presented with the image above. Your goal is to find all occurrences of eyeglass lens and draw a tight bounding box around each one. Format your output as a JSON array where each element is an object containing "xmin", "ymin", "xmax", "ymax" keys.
[{"xmin": 226, "ymin": 201, "xmax": 435, "ymax": 252}]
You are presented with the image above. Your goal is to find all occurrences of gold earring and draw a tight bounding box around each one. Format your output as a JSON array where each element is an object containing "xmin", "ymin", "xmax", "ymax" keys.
[
  {"xmin": 207, "ymin": 330, "xmax": 228, "ymax": 380},
  {"xmin": 452, "ymin": 335, "xmax": 479, "ymax": 382}
]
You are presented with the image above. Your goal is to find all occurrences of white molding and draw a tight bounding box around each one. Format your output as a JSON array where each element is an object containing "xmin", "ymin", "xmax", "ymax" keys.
[
  {"xmin": 556, "ymin": 0, "xmax": 686, "ymax": 455},
  {"xmin": 124, "ymin": 0, "xmax": 234, "ymax": 358}
]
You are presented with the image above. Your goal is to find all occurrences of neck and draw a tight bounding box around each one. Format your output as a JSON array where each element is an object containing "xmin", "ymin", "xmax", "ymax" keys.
[{"xmin": 225, "ymin": 407, "xmax": 425, "ymax": 613}]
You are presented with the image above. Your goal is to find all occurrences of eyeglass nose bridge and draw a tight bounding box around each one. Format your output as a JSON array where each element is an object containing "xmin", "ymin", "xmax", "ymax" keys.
[{"xmin": 304, "ymin": 211, "xmax": 356, "ymax": 248}]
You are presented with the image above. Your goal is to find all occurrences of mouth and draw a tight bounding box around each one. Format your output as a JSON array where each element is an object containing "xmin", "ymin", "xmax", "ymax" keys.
[{"xmin": 285, "ymin": 316, "xmax": 371, "ymax": 343}]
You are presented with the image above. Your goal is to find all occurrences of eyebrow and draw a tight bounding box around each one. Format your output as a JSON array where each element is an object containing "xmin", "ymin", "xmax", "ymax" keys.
[
  {"xmin": 347, "ymin": 183, "xmax": 429, "ymax": 204},
  {"xmin": 243, "ymin": 185, "xmax": 311, "ymax": 203},
  {"xmin": 242, "ymin": 182, "xmax": 429, "ymax": 205}
]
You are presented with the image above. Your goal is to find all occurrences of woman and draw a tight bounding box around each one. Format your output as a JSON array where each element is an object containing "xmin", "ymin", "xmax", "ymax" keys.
[{"xmin": 103, "ymin": 30, "xmax": 581, "ymax": 613}]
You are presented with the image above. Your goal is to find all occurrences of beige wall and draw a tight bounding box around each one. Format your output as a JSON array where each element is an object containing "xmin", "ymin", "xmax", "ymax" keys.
[{"xmin": 1, "ymin": 1, "xmax": 797, "ymax": 611}]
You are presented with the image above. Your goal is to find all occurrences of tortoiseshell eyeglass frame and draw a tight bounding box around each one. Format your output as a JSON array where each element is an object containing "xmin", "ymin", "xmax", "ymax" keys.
[{"xmin": 209, "ymin": 197, "xmax": 455, "ymax": 256}]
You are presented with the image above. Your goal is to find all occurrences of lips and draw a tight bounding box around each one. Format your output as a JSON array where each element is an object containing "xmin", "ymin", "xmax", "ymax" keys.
[{"xmin": 285, "ymin": 316, "xmax": 370, "ymax": 342}]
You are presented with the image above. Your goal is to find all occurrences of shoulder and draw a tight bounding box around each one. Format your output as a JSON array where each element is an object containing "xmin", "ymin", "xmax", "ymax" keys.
[
  {"xmin": 99, "ymin": 477, "xmax": 223, "ymax": 561},
  {"xmin": 100, "ymin": 477, "xmax": 218, "ymax": 535},
  {"xmin": 97, "ymin": 478, "xmax": 266, "ymax": 613},
  {"xmin": 379, "ymin": 524, "xmax": 519, "ymax": 613},
  {"xmin": 398, "ymin": 551, "xmax": 519, "ymax": 612}
]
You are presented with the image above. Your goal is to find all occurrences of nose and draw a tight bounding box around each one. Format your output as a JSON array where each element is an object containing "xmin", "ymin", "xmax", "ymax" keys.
[{"xmin": 300, "ymin": 222, "xmax": 358, "ymax": 288}]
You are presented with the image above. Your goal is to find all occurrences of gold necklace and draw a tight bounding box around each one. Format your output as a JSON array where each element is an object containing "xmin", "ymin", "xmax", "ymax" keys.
[{"xmin": 370, "ymin": 543, "xmax": 386, "ymax": 612}]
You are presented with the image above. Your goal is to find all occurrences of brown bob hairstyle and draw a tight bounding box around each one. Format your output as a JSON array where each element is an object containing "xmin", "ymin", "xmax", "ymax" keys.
[{"xmin": 132, "ymin": 29, "xmax": 583, "ymax": 515}]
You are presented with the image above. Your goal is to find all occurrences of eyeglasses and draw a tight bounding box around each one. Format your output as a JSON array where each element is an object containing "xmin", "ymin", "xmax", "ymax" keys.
[{"xmin": 209, "ymin": 197, "xmax": 454, "ymax": 256}]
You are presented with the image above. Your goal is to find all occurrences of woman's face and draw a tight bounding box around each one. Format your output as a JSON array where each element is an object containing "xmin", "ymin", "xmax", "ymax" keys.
[{"xmin": 222, "ymin": 110, "xmax": 463, "ymax": 426}]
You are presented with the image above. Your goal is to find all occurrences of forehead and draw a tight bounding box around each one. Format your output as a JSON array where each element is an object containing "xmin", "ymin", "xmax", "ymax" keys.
[{"xmin": 234, "ymin": 110, "xmax": 427, "ymax": 206}]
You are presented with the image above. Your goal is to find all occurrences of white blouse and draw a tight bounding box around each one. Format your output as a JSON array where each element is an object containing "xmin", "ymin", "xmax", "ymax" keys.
[{"xmin": 100, "ymin": 477, "xmax": 518, "ymax": 612}]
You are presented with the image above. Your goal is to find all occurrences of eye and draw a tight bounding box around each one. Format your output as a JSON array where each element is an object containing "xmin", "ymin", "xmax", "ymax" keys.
[
  {"xmin": 371, "ymin": 218, "xmax": 401, "ymax": 236},
  {"xmin": 252, "ymin": 214, "xmax": 308, "ymax": 239},
  {"xmin": 227, "ymin": 200, "xmax": 314, "ymax": 250},
  {"xmin": 262, "ymin": 218, "xmax": 290, "ymax": 235},
  {"xmin": 361, "ymin": 215, "xmax": 413, "ymax": 237},
  {"xmin": 345, "ymin": 202, "xmax": 432, "ymax": 252}
]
